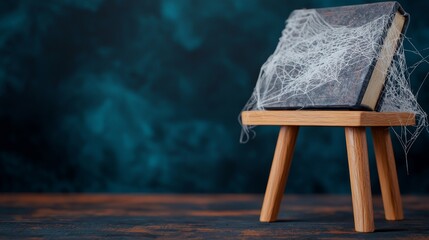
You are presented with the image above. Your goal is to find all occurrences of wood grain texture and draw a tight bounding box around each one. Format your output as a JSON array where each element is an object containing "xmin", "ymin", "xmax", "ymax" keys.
[
  {"xmin": 241, "ymin": 111, "xmax": 415, "ymax": 126},
  {"xmin": 345, "ymin": 127, "xmax": 375, "ymax": 232},
  {"xmin": 1, "ymin": 194, "xmax": 428, "ymax": 239},
  {"xmin": 371, "ymin": 127, "xmax": 404, "ymax": 221},
  {"xmin": 260, "ymin": 126, "xmax": 299, "ymax": 222}
]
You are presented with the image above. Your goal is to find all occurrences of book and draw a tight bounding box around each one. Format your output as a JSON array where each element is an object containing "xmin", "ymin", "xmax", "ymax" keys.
[{"xmin": 261, "ymin": 1, "xmax": 409, "ymax": 111}]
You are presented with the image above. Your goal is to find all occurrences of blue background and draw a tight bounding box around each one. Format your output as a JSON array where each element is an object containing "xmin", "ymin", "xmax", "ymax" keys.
[{"xmin": 1, "ymin": 0, "xmax": 428, "ymax": 193}]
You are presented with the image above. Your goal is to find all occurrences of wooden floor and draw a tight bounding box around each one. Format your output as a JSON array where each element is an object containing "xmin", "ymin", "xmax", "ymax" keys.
[{"xmin": 0, "ymin": 194, "xmax": 428, "ymax": 239}]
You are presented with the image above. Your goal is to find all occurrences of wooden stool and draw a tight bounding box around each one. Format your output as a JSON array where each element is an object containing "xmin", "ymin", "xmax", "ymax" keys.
[{"xmin": 241, "ymin": 110, "xmax": 415, "ymax": 232}]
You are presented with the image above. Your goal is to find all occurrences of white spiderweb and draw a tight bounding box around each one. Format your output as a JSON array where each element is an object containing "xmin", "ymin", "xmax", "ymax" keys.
[
  {"xmin": 240, "ymin": 10, "xmax": 428, "ymax": 166},
  {"xmin": 379, "ymin": 39, "xmax": 428, "ymax": 169}
]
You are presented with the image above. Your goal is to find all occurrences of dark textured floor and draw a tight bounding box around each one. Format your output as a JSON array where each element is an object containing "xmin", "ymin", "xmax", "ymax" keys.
[{"xmin": 0, "ymin": 194, "xmax": 428, "ymax": 239}]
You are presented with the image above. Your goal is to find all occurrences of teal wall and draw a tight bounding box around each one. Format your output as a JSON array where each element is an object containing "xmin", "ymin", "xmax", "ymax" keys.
[{"xmin": 1, "ymin": 0, "xmax": 428, "ymax": 193}]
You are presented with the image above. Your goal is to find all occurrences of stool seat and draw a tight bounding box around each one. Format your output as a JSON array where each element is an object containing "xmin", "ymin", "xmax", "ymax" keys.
[
  {"xmin": 241, "ymin": 110, "xmax": 415, "ymax": 126},
  {"xmin": 241, "ymin": 110, "xmax": 415, "ymax": 233}
]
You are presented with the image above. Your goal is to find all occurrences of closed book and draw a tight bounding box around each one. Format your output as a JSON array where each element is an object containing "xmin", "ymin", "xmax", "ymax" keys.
[{"xmin": 260, "ymin": 1, "xmax": 409, "ymax": 111}]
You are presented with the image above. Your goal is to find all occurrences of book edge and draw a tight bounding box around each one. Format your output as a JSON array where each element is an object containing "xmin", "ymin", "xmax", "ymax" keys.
[{"xmin": 360, "ymin": 4, "xmax": 408, "ymax": 110}]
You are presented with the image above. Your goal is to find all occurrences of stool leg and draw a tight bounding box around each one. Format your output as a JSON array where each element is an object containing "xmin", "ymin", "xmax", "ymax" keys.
[
  {"xmin": 371, "ymin": 127, "xmax": 404, "ymax": 220},
  {"xmin": 260, "ymin": 126, "xmax": 299, "ymax": 222},
  {"xmin": 345, "ymin": 127, "xmax": 375, "ymax": 232}
]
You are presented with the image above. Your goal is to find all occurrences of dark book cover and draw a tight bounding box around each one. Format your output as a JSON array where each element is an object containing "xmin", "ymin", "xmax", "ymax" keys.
[{"xmin": 263, "ymin": 1, "xmax": 409, "ymax": 111}]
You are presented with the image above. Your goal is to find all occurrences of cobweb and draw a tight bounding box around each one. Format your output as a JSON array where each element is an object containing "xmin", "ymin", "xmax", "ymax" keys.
[
  {"xmin": 240, "ymin": 10, "xmax": 428, "ymax": 167},
  {"xmin": 379, "ymin": 39, "xmax": 428, "ymax": 169}
]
